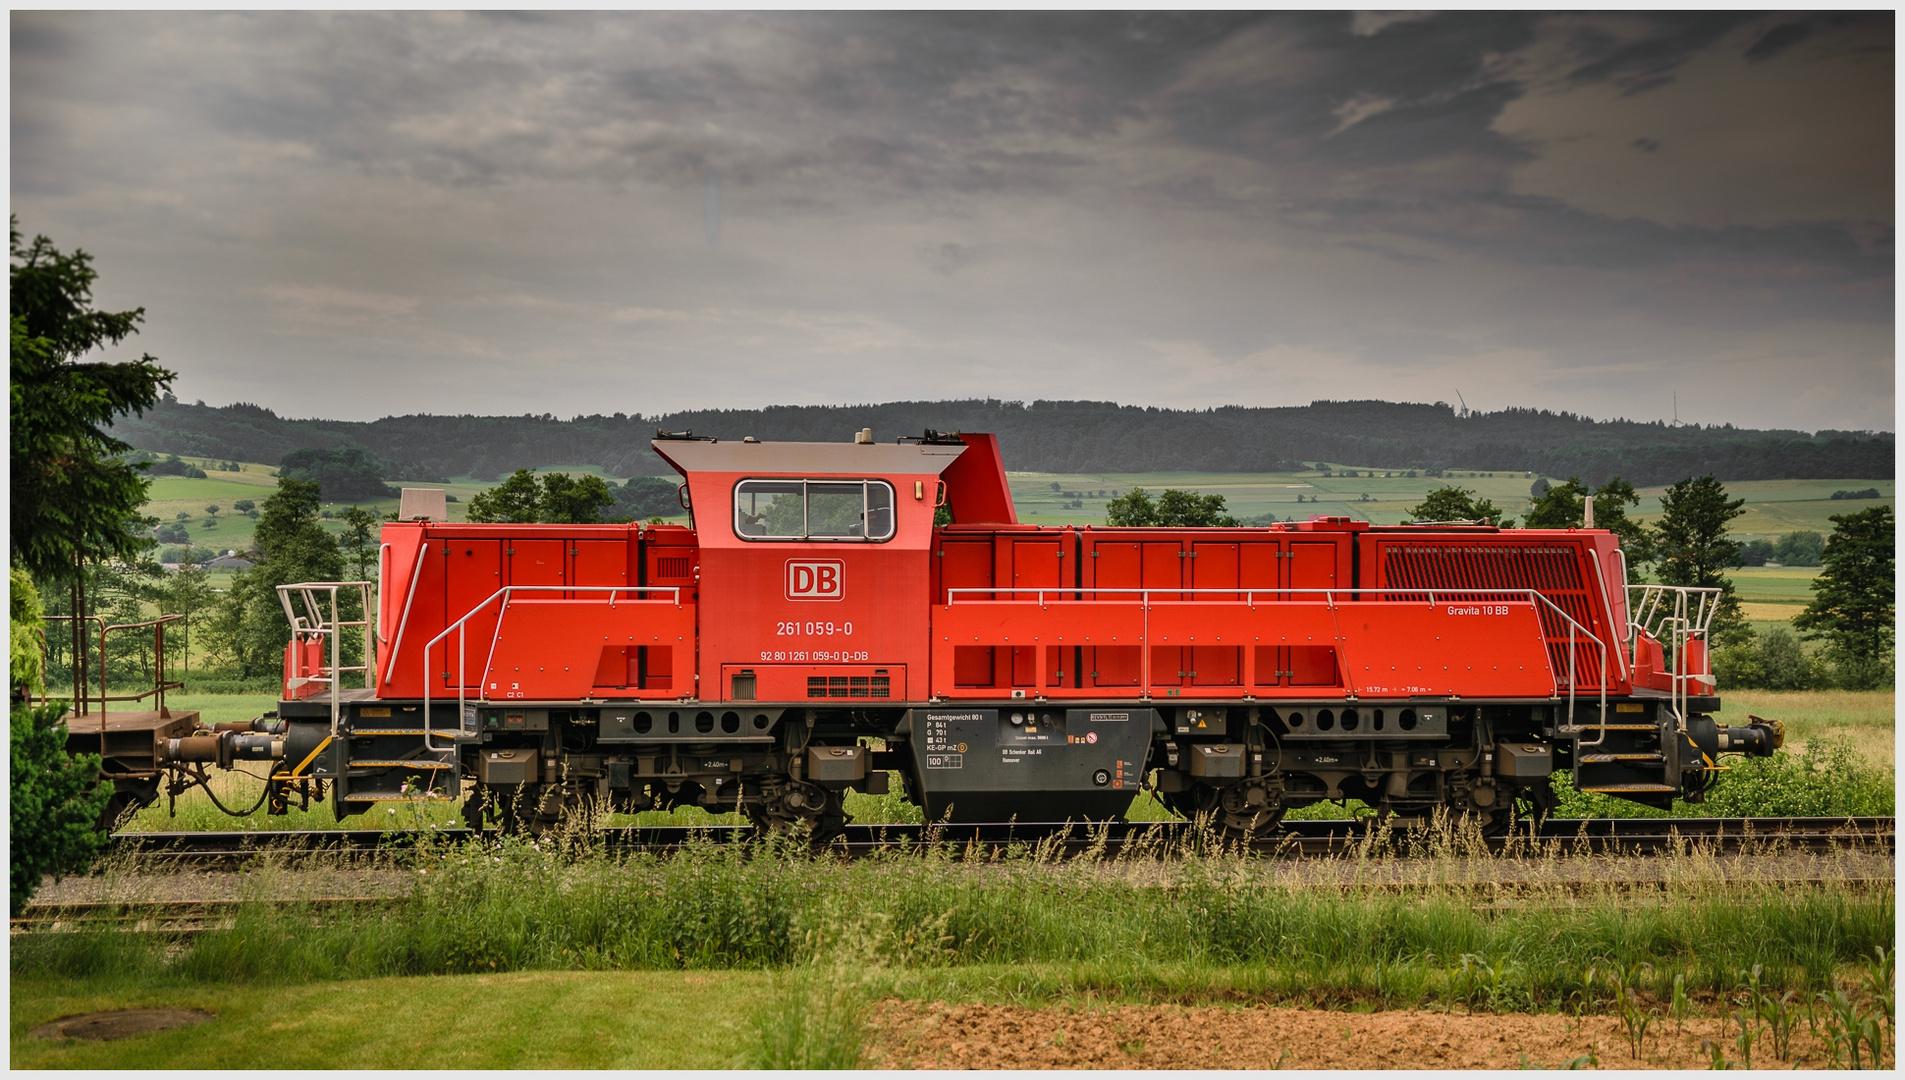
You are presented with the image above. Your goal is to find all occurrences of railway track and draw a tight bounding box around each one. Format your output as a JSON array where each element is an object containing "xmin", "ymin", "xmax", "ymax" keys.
[{"xmin": 108, "ymin": 815, "xmax": 1895, "ymax": 866}]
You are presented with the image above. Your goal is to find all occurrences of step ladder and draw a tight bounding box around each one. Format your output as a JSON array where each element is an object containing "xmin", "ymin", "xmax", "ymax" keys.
[
  {"xmin": 278, "ymin": 581, "xmax": 460, "ymax": 808},
  {"xmin": 338, "ymin": 722, "xmax": 461, "ymax": 806},
  {"xmin": 1572, "ymin": 717, "xmax": 1679, "ymax": 802}
]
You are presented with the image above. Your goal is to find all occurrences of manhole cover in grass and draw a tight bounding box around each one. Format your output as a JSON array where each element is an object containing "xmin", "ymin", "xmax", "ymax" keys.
[{"xmin": 30, "ymin": 1008, "xmax": 215, "ymax": 1041}]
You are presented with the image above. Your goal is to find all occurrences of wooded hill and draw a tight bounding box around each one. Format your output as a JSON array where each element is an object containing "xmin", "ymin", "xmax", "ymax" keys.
[{"xmin": 114, "ymin": 396, "xmax": 1893, "ymax": 488}]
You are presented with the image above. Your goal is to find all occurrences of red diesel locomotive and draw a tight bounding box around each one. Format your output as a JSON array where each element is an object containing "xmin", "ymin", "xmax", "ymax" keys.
[{"xmin": 161, "ymin": 429, "xmax": 1780, "ymax": 836}]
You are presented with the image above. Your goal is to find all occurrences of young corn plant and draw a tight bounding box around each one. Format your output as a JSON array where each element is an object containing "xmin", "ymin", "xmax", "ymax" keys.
[
  {"xmin": 1701, "ymin": 1039, "xmax": 1734, "ymax": 1070},
  {"xmin": 1608, "ymin": 964, "xmax": 1655, "ymax": 1061},
  {"xmin": 1671, "ymin": 972, "xmax": 1693, "ymax": 1036}
]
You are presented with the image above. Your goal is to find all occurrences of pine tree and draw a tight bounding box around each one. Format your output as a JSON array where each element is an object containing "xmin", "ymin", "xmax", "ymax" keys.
[
  {"xmin": 1652, "ymin": 476, "xmax": 1747, "ymax": 644},
  {"xmin": 1794, "ymin": 506, "xmax": 1894, "ymax": 687}
]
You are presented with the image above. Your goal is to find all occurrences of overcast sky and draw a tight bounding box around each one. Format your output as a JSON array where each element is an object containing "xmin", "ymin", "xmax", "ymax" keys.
[{"xmin": 11, "ymin": 11, "xmax": 1894, "ymax": 431}]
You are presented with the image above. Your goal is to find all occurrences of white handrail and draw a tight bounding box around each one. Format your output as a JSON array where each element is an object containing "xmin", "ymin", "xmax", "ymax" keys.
[
  {"xmin": 1624, "ymin": 583, "xmax": 1721, "ymax": 736},
  {"xmin": 419, "ymin": 585, "xmax": 685, "ymax": 753},
  {"xmin": 276, "ymin": 581, "xmax": 375, "ymax": 737}
]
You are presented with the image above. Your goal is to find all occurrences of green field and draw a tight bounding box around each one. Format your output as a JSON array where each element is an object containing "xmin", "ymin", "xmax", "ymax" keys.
[
  {"xmin": 1004, "ymin": 468, "xmax": 1894, "ymax": 536},
  {"xmin": 141, "ymin": 457, "xmax": 691, "ymax": 553}
]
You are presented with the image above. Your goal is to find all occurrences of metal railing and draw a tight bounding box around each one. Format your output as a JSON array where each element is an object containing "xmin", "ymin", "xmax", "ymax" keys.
[
  {"xmin": 1625, "ymin": 584, "xmax": 1722, "ymax": 735},
  {"xmin": 276, "ymin": 582, "xmax": 377, "ymax": 737},
  {"xmin": 419, "ymin": 586, "xmax": 685, "ymax": 753},
  {"xmin": 941, "ymin": 586, "xmax": 1613, "ymax": 732},
  {"xmin": 39, "ymin": 613, "xmax": 187, "ymax": 774}
]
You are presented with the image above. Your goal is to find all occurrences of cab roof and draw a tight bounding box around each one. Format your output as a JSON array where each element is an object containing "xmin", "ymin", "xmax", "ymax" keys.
[{"xmin": 651, "ymin": 439, "xmax": 967, "ymax": 477}]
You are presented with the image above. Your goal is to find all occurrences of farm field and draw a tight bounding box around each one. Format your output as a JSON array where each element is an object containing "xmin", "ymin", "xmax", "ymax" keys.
[
  {"xmin": 141, "ymin": 457, "xmax": 689, "ymax": 553},
  {"xmin": 1003, "ymin": 468, "xmax": 1893, "ymax": 540},
  {"xmin": 145, "ymin": 455, "xmax": 1887, "ymax": 549}
]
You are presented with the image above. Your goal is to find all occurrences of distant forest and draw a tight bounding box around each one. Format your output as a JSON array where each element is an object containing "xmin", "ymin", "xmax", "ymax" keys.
[{"xmin": 114, "ymin": 396, "xmax": 1893, "ymax": 488}]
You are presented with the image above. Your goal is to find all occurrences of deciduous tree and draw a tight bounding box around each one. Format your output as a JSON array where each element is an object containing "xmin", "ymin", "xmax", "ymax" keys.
[{"xmin": 1406, "ymin": 486, "xmax": 1512, "ymax": 527}]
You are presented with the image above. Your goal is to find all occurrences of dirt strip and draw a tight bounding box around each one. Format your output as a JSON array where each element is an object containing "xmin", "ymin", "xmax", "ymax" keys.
[{"xmin": 867, "ymin": 1000, "xmax": 1887, "ymax": 1070}]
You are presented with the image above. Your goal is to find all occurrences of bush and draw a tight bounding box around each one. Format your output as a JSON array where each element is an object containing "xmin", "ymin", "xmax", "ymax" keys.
[
  {"xmin": 1695, "ymin": 737, "xmax": 1893, "ymax": 818},
  {"xmin": 10, "ymin": 701, "xmax": 111, "ymax": 915},
  {"xmin": 1712, "ymin": 627, "xmax": 1821, "ymax": 690},
  {"xmin": 1827, "ymin": 653, "xmax": 1894, "ymax": 691}
]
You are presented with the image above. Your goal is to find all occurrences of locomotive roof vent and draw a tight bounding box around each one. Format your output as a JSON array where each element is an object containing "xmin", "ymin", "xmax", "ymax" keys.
[
  {"xmin": 743, "ymin": 436, "xmax": 759, "ymax": 443},
  {"xmin": 855, "ymin": 427, "xmax": 874, "ymax": 445},
  {"xmin": 398, "ymin": 487, "xmax": 447, "ymax": 522}
]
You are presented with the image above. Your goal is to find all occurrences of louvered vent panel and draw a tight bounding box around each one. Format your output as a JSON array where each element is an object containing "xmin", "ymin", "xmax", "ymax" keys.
[{"xmin": 1379, "ymin": 544, "xmax": 1606, "ymax": 690}]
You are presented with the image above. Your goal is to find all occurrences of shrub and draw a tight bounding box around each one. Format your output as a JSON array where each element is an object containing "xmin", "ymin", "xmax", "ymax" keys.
[
  {"xmin": 1712, "ymin": 627, "xmax": 1821, "ymax": 691},
  {"xmin": 1694, "ymin": 736, "xmax": 1893, "ymax": 818},
  {"xmin": 10, "ymin": 701, "xmax": 111, "ymax": 915}
]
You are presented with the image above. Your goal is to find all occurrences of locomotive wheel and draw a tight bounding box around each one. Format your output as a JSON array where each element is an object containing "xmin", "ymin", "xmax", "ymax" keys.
[
  {"xmin": 98, "ymin": 777, "xmax": 161, "ymax": 831},
  {"xmin": 750, "ymin": 785, "xmax": 849, "ymax": 846},
  {"xmin": 1176, "ymin": 783, "xmax": 1285, "ymax": 839}
]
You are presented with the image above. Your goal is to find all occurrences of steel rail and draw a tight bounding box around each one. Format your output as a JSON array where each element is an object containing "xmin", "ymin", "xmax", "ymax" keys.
[{"xmin": 110, "ymin": 816, "xmax": 1895, "ymax": 865}]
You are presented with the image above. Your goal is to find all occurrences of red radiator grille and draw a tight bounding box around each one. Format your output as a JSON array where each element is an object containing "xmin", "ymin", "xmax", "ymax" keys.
[
  {"xmin": 1378, "ymin": 544, "xmax": 1609, "ymax": 690},
  {"xmin": 655, "ymin": 557, "xmax": 692, "ymax": 580}
]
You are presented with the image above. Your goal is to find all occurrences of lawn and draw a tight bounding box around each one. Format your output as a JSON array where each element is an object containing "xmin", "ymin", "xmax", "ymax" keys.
[{"xmin": 11, "ymin": 970, "xmax": 772, "ymax": 1069}]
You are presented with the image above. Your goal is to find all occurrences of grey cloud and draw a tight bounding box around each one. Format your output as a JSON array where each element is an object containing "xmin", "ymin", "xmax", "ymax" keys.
[
  {"xmin": 1564, "ymin": 13, "xmax": 1756, "ymax": 93},
  {"xmin": 8, "ymin": 10, "xmax": 1891, "ymax": 433},
  {"xmin": 1744, "ymin": 22, "xmax": 1811, "ymax": 61}
]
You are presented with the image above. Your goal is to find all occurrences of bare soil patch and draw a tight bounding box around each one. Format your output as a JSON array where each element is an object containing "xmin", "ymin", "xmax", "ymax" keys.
[
  {"xmin": 869, "ymin": 1001, "xmax": 1873, "ymax": 1070},
  {"xmin": 29, "ymin": 1008, "xmax": 215, "ymax": 1042}
]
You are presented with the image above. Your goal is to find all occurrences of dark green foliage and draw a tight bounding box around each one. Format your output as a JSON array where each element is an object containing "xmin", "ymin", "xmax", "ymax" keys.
[
  {"xmin": 108, "ymin": 398, "xmax": 1893, "ymax": 487},
  {"xmin": 1407, "ymin": 485, "xmax": 1512, "ymax": 527},
  {"xmin": 1795, "ymin": 506, "xmax": 1895, "ymax": 685},
  {"xmin": 1682, "ymin": 738, "xmax": 1892, "ymax": 818},
  {"xmin": 1106, "ymin": 487, "xmax": 1238, "ymax": 527},
  {"xmin": 466, "ymin": 469, "xmax": 541, "ymax": 523},
  {"xmin": 1653, "ymin": 476, "xmax": 1747, "ymax": 643},
  {"xmin": 338, "ymin": 506, "xmax": 379, "ymax": 582},
  {"xmin": 277, "ymin": 445, "xmax": 397, "ymax": 503},
  {"xmin": 616, "ymin": 476, "xmax": 684, "ymax": 520},
  {"xmin": 203, "ymin": 478, "xmax": 345, "ymax": 676},
  {"xmin": 1774, "ymin": 530, "xmax": 1824, "ymax": 566},
  {"xmin": 1522, "ymin": 477, "xmax": 1653, "ymax": 577},
  {"xmin": 539, "ymin": 473, "xmax": 615, "ymax": 524},
  {"xmin": 1740, "ymin": 538, "xmax": 1777, "ymax": 567},
  {"xmin": 1831, "ymin": 488, "xmax": 1881, "ymax": 500},
  {"xmin": 1711, "ymin": 626, "xmax": 1820, "ymax": 690},
  {"xmin": 11, "ymin": 567, "xmax": 46, "ymax": 697},
  {"xmin": 1554, "ymin": 736, "xmax": 1891, "ymax": 819},
  {"xmin": 467, "ymin": 469, "xmax": 618, "ymax": 524},
  {"xmin": 10, "ymin": 701, "xmax": 111, "ymax": 915},
  {"xmin": 10, "ymin": 219, "xmax": 177, "ymax": 582},
  {"xmin": 144, "ymin": 454, "xmax": 207, "ymax": 478},
  {"xmin": 154, "ymin": 522, "xmax": 191, "ymax": 545}
]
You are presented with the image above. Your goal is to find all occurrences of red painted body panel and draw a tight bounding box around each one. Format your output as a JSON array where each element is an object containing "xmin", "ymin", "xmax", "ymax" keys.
[{"xmin": 352, "ymin": 439, "xmax": 1648, "ymax": 709}]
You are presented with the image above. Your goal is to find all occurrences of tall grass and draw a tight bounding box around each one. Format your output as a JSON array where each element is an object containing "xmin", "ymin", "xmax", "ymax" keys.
[{"xmin": 15, "ymin": 825, "xmax": 1892, "ymax": 1014}]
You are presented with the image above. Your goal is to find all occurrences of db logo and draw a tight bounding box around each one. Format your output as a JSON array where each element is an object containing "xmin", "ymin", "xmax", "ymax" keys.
[{"xmin": 786, "ymin": 560, "xmax": 844, "ymax": 601}]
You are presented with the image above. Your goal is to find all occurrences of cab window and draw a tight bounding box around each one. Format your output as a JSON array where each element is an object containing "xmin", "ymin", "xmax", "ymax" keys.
[{"xmin": 734, "ymin": 479, "xmax": 895, "ymax": 542}]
